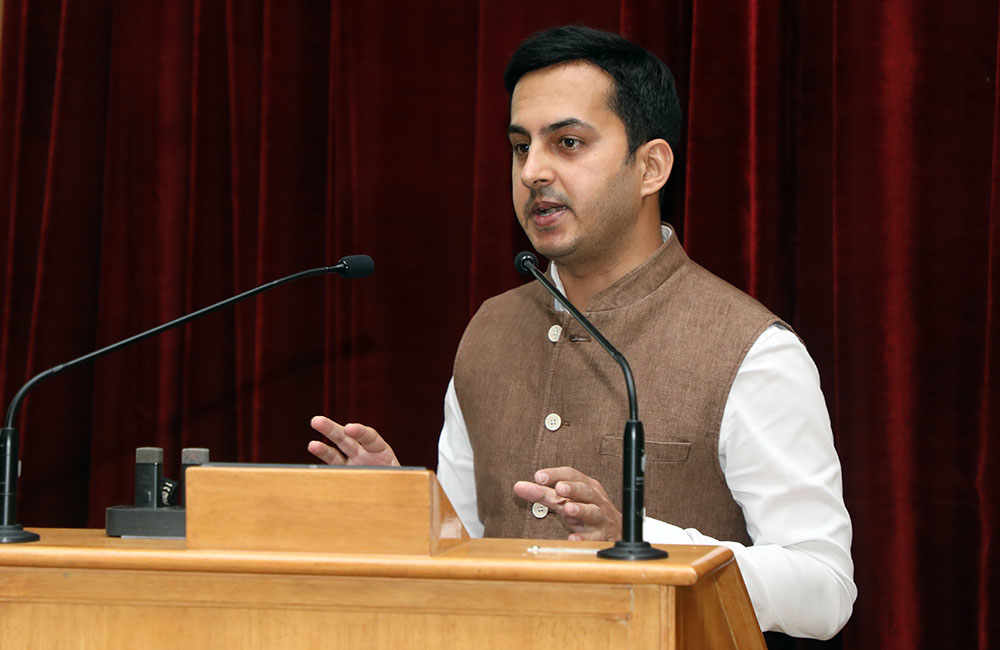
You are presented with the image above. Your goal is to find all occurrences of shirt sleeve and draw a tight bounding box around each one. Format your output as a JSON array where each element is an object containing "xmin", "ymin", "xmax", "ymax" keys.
[
  {"xmin": 644, "ymin": 323, "xmax": 857, "ymax": 639},
  {"xmin": 437, "ymin": 377, "xmax": 485, "ymax": 538}
]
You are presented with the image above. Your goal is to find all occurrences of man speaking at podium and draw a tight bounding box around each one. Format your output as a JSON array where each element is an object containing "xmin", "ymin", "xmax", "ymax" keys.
[{"xmin": 308, "ymin": 26, "xmax": 855, "ymax": 641}]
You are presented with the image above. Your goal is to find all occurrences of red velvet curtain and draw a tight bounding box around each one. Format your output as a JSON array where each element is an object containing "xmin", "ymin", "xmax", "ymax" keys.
[{"xmin": 1, "ymin": 1, "xmax": 997, "ymax": 648}]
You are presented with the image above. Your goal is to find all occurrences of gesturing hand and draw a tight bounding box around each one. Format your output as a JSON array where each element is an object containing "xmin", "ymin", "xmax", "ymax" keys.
[
  {"xmin": 513, "ymin": 466, "xmax": 622, "ymax": 541},
  {"xmin": 307, "ymin": 416, "xmax": 400, "ymax": 467}
]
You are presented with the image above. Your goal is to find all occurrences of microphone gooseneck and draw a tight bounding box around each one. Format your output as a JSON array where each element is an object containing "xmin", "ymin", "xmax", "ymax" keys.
[
  {"xmin": 1, "ymin": 256, "xmax": 374, "ymax": 544},
  {"xmin": 515, "ymin": 251, "xmax": 638, "ymax": 421},
  {"xmin": 3, "ymin": 257, "xmax": 369, "ymax": 430},
  {"xmin": 515, "ymin": 251, "xmax": 667, "ymax": 561}
]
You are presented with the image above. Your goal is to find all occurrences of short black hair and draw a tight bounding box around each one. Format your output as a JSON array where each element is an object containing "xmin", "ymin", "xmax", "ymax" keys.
[{"xmin": 504, "ymin": 25, "xmax": 682, "ymax": 159}]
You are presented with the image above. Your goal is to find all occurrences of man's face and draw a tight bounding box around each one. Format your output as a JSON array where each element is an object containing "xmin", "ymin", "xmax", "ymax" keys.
[{"xmin": 508, "ymin": 62, "xmax": 643, "ymax": 268}]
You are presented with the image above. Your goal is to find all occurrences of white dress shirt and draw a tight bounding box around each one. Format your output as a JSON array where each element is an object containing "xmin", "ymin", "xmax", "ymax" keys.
[{"xmin": 436, "ymin": 230, "xmax": 857, "ymax": 639}]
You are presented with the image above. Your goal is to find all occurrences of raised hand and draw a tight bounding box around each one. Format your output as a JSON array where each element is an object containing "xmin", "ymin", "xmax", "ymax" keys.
[{"xmin": 307, "ymin": 416, "xmax": 400, "ymax": 467}]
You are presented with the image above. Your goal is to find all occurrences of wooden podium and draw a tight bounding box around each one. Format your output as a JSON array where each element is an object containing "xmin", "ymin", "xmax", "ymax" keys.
[{"xmin": 0, "ymin": 466, "xmax": 765, "ymax": 649}]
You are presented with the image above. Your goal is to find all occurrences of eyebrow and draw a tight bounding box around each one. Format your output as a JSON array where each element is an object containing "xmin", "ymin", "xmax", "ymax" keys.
[{"xmin": 506, "ymin": 118, "xmax": 595, "ymax": 138}]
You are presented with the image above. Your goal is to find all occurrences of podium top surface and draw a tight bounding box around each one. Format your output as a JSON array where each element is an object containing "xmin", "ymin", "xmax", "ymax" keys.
[{"xmin": 0, "ymin": 528, "xmax": 733, "ymax": 587}]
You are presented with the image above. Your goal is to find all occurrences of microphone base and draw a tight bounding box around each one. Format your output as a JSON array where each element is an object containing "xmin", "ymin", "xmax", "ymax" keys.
[
  {"xmin": 0, "ymin": 524, "xmax": 40, "ymax": 543},
  {"xmin": 597, "ymin": 540, "xmax": 669, "ymax": 561},
  {"xmin": 106, "ymin": 505, "xmax": 186, "ymax": 538}
]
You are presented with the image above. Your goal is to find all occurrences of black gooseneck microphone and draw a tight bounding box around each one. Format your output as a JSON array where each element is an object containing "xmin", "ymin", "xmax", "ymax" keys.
[
  {"xmin": 0, "ymin": 254, "xmax": 374, "ymax": 543},
  {"xmin": 515, "ymin": 251, "xmax": 667, "ymax": 561}
]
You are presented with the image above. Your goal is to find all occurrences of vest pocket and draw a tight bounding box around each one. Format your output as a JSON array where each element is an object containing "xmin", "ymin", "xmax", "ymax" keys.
[{"xmin": 599, "ymin": 435, "xmax": 691, "ymax": 463}]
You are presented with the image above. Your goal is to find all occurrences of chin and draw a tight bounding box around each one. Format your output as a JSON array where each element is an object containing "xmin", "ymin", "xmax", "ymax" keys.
[
  {"xmin": 532, "ymin": 242, "xmax": 577, "ymax": 264},
  {"xmin": 526, "ymin": 228, "xmax": 576, "ymax": 259}
]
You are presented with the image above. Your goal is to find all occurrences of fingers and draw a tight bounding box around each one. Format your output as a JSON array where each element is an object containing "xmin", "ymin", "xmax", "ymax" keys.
[
  {"xmin": 513, "ymin": 479, "xmax": 601, "ymax": 515},
  {"xmin": 512, "ymin": 480, "xmax": 544, "ymax": 502},
  {"xmin": 534, "ymin": 467, "xmax": 610, "ymax": 508},
  {"xmin": 554, "ymin": 478, "xmax": 603, "ymax": 505},
  {"xmin": 307, "ymin": 439, "xmax": 346, "ymax": 465},
  {"xmin": 532, "ymin": 466, "xmax": 590, "ymax": 486},
  {"xmin": 310, "ymin": 416, "xmax": 362, "ymax": 460},
  {"xmin": 515, "ymin": 466, "xmax": 622, "ymax": 542},
  {"xmin": 562, "ymin": 500, "xmax": 604, "ymax": 526},
  {"xmin": 567, "ymin": 528, "xmax": 607, "ymax": 542},
  {"xmin": 513, "ymin": 481, "xmax": 568, "ymax": 510},
  {"xmin": 342, "ymin": 422, "xmax": 393, "ymax": 455},
  {"xmin": 308, "ymin": 416, "xmax": 401, "ymax": 467}
]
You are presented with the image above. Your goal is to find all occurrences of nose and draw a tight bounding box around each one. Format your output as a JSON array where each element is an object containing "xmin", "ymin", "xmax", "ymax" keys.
[{"xmin": 519, "ymin": 147, "xmax": 553, "ymax": 188}]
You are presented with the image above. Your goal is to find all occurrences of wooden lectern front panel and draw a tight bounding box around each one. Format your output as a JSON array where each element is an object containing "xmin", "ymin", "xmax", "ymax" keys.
[{"xmin": 1, "ymin": 565, "xmax": 670, "ymax": 649}]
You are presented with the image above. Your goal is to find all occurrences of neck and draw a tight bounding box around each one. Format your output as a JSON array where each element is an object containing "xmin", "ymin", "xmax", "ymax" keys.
[{"xmin": 559, "ymin": 219, "xmax": 663, "ymax": 310}]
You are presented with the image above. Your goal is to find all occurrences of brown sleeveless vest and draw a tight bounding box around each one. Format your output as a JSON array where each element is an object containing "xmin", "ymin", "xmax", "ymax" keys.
[{"xmin": 454, "ymin": 233, "xmax": 782, "ymax": 544}]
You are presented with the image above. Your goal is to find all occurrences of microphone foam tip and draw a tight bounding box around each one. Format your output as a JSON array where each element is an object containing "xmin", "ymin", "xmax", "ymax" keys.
[
  {"xmin": 136, "ymin": 447, "xmax": 164, "ymax": 464},
  {"xmin": 181, "ymin": 447, "xmax": 210, "ymax": 464},
  {"xmin": 338, "ymin": 254, "xmax": 375, "ymax": 279},
  {"xmin": 514, "ymin": 251, "xmax": 539, "ymax": 275}
]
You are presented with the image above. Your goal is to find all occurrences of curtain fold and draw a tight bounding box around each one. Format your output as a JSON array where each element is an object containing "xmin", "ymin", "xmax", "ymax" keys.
[
  {"xmin": 981, "ymin": 10, "xmax": 1000, "ymax": 648},
  {"xmin": 1, "ymin": 1, "xmax": 997, "ymax": 647}
]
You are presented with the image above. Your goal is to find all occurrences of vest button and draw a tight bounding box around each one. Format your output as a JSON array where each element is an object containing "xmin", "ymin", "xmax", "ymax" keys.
[
  {"xmin": 547, "ymin": 324, "xmax": 562, "ymax": 343},
  {"xmin": 531, "ymin": 502, "xmax": 549, "ymax": 518},
  {"xmin": 544, "ymin": 413, "xmax": 562, "ymax": 431}
]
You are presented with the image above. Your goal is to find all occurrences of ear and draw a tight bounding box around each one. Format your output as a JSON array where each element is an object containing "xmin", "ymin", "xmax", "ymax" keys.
[{"xmin": 638, "ymin": 139, "xmax": 673, "ymax": 198}]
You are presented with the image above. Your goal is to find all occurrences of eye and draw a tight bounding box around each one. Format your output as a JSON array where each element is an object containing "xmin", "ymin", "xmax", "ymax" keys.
[
  {"xmin": 511, "ymin": 142, "xmax": 529, "ymax": 156},
  {"xmin": 559, "ymin": 137, "xmax": 582, "ymax": 150}
]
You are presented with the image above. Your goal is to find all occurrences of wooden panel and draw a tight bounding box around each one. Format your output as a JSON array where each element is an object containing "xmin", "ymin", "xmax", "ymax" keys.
[
  {"xmin": 0, "ymin": 567, "xmax": 633, "ymax": 618},
  {"xmin": 628, "ymin": 584, "xmax": 669, "ymax": 649},
  {"xmin": 0, "ymin": 602, "xmax": 650, "ymax": 650},
  {"xmin": 431, "ymin": 471, "xmax": 468, "ymax": 554},
  {"xmin": 676, "ymin": 561, "xmax": 766, "ymax": 650},
  {"xmin": 0, "ymin": 566, "xmax": 655, "ymax": 650},
  {"xmin": 663, "ymin": 586, "xmax": 679, "ymax": 650},
  {"xmin": 185, "ymin": 467, "xmax": 468, "ymax": 555},
  {"xmin": 713, "ymin": 560, "xmax": 767, "ymax": 648}
]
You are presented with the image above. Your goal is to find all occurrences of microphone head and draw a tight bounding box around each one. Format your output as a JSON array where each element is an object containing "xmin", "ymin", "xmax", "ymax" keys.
[
  {"xmin": 514, "ymin": 251, "xmax": 539, "ymax": 275},
  {"xmin": 337, "ymin": 255, "xmax": 375, "ymax": 279},
  {"xmin": 136, "ymin": 447, "xmax": 164, "ymax": 464},
  {"xmin": 181, "ymin": 447, "xmax": 210, "ymax": 465}
]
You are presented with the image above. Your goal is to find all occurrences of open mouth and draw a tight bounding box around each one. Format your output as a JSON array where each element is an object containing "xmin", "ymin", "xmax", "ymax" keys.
[
  {"xmin": 535, "ymin": 205, "xmax": 564, "ymax": 217},
  {"xmin": 531, "ymin": 202, "xmax": 568, "ymax": 227}
]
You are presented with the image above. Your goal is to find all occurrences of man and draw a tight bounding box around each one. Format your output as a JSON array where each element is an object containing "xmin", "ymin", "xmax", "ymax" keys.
[{"xmin": 308, "ymin": 26, "xmax": 855, "ymax": 640}]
